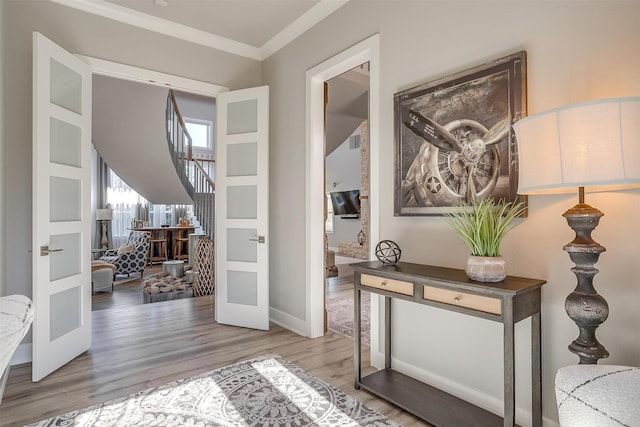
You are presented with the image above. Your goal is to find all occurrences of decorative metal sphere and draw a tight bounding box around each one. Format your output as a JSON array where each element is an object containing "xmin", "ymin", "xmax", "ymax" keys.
[{"xmin": 375, "ymin": 240, "xmax": 401, "ymax": 265}]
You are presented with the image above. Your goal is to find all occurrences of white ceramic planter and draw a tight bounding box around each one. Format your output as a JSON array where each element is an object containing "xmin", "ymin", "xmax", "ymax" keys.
[{"xmin": 465, "ymin": 255, "xmax": 506, "ymax": 282}]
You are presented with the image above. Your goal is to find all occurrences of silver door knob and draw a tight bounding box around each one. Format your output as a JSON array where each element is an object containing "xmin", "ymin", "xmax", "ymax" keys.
[{"xmin": 249, "ymin": 236, "xmax": 266, "ymax": 243}]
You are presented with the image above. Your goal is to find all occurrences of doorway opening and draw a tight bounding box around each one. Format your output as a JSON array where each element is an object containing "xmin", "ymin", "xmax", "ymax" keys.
[
  {"xmin": 324, "ymin": 63, "xmax": 370, "ymax": 340},
  {"xmin": 305, "ymin": 34, "xmax": 380, "ymax": 340},
  {"xmin": 87, "ymin": 59, "xmax": 223, "ymax": 312}
]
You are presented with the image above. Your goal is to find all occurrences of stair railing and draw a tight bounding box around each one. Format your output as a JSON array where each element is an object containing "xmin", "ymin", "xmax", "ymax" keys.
[
  {"xmin": 166, "ymin": 90, "xmax": 215, "ymax": 240},
  {"xmin": 166, "ymin": 91, "xmax": 194, "ymax": 197},
  {"xmin": 192, "ymin": 159, "xmax": 215, "ymax": 240}
]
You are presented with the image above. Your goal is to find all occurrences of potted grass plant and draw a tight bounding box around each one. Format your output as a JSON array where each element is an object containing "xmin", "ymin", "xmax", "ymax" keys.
[{"xmin": 443, "ymin": 198, "xmax": 527, "ymax": 282}]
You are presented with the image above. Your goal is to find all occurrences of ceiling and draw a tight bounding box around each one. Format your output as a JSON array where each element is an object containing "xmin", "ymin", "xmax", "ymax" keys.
[{"xmin": 53, "ymin": 0, "xmax": 349, "ymax": 60}]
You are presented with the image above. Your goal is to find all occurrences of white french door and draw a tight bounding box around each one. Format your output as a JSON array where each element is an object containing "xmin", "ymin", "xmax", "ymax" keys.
[
  {"xmin": 32, "ymin": 32, "xmax": 92, "ymax": 381},
  {"xmin": 215, "ymin": 86, "xmax": 269, "ymax": 330}
]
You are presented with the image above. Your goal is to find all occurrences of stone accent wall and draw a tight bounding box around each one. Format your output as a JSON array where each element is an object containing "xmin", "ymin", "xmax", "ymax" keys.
[
  {"xmin": 338, "ymin": 241, "xmax": 369, "ymax": 259},
  {"xmin": 337, "ymin": 120, "xmax": 369, "ymax": 260}
]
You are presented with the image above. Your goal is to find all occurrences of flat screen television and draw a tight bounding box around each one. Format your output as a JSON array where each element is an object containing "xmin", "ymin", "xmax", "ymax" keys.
[{"xmin": 330, "ymin": 189, "xmax": 360, "ymax": 218}]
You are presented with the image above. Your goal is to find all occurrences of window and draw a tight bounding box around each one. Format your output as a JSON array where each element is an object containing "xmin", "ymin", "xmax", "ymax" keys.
[
  {"xmin": 325, "ymin": 193, "xmax": 334, "ymax": 234},
  {"xmin": 185, "ymin": 118, "xmax": 212, "ymax": 149},
  {"xmin": 106, "ymin": 170, "xmax": 148, "ymax": 247}
]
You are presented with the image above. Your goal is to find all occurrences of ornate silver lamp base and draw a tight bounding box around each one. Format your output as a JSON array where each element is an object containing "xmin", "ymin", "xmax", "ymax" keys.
[
  {"xmin": 562, "ymin": 198, "xmax": 609, "ymax": 364},
  {"xmin": 100, "ymin": 220, "xmax": 109, "ymax": 251}
]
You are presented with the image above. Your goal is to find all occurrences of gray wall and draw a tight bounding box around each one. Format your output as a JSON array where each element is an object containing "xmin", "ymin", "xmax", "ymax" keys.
[
  {"xmin": 262, "ymin": 1, "xmax": 640, "ymax": 424},
  {"xmin": 0, "ymin": 0, "xmax": 261, "ymax": 298}
]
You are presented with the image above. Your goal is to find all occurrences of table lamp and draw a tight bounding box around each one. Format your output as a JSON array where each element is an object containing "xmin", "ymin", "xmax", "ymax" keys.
[
  {"xmin": 96, "ymin": 208, "xmax": 113, "ymax": 250},
  {"xmin": 513, "ymin": 97, "xmax": 640, "ymax": 364}
]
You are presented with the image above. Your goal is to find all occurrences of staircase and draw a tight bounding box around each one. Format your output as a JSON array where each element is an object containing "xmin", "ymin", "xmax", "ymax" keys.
[{"xmin": 166, "ymin": 90, "xmax": 215, "ymax": 240}]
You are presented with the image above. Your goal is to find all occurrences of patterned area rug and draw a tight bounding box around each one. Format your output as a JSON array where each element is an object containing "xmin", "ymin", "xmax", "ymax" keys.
[
  {"xmin": 29, "ymin": 354, "xmax": 397, "ymax": 426},
  {"xmin": 327, "ymin": 291, "xmax": 370, "ymax": 347}
]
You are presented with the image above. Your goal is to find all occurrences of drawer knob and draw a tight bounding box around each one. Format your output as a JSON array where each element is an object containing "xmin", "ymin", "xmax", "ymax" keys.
[
  {"xmin": 453, "ymin": 296, "xmax": 461, "ymax": 303},
  {"xmin": 381, "ymin": 281, "xmax": 387, "ymax": 287}
]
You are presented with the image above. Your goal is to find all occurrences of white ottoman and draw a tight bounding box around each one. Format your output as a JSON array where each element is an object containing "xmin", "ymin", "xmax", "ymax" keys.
[
  {"xmin": 91, "ymin": 260, "xmax": 115, "ymax": 293},
  {"xmin": 556, "ymin": 364, "xmax": 640, "ymax": 426}
]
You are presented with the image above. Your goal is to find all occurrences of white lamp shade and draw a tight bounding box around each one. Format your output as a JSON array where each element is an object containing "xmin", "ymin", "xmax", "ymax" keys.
[
  {"xmin": 96, "ymin": 208, "xmax": 113, "ymax": 221},
  {"xmin": 513, "ymin": 97, "xmax": 640, "ymax": 195}
]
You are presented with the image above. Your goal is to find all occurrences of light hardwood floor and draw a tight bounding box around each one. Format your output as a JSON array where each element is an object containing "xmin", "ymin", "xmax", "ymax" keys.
[
  {"xmin": 91, "ymin": 264, "xmax": 164, "ymax": 311},
  {"xmin": 1, "ymin": 294, "xmax": 429, "ymax": 426}
]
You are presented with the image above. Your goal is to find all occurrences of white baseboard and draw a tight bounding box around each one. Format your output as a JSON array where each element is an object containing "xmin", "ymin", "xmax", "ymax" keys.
[
  {"xmin": 10, "ymin": 343, "xmax": 32, "ymax": 366},
  {"xmin": 269, "ymin": 307, "xmax": 308, "ymax": 337}
]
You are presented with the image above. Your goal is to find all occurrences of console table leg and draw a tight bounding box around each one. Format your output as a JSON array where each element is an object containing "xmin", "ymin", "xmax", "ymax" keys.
[
  {"xmin": 385, "ymin": 296, "xmax": 391, "ymax": 370},
  {"xmin": 532, "ymin": 312, "xmax": 542, "ymax": 427},
  {"xmin": 504, "ymin": 302, "xmax": 515, "ymax": 427},
  {"xmin": 354, "ymin": 287, "xmax": 361, "ymax": 389}
]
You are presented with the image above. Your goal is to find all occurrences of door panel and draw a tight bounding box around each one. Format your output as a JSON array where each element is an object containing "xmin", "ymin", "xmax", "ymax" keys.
[
  {"xmin": 227, "ymin": 186, "xmax": 257, "ymax": 219},
  {"xmin": 50, "ymin": 118, "xmax": 82, "ymax": 167},
  {"xmin": 50, "ymin": 287, "xmax": 82, "ymax": 340},
  {"xmin": 216, "ymin": 86, "xmax": 269, "ymax": 330},
  {"xmin": 32, "ymin": 32, "xmax": 92, "ymax": 382},
  {"xmin": 227, "ymin": 271, "xmax": 258, "ymax": 305},
  {"xmin": 49, "ymin": 58, "xmax": 83, "ymax": 113},
  {"xmin": 50, "ymin": 176, "xmax": 82, "ymax": 221},
  {"xmin": 49, "ymin": 233, "xmax": 82, "ymax": 281},
  {"xmin": 227, "ymin": 228, "xmax": 258, "ymax": 263},
  {"xmin": 227, "ymin": 142, "xmax": 257, "ymax": 176}
]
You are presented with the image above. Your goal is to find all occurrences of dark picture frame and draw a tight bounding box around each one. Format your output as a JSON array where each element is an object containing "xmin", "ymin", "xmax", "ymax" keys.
[{"xmin": 394, "ymin": 51, "xmax": 527, "ymax": 216}]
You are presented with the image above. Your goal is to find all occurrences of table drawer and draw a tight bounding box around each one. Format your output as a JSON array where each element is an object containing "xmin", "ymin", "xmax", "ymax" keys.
[
  {"xmin": 361, "ymin": 274, "xmax": 414, "ymax": 296},
  {"xmin": 423, "ymin": 285, "xmax": 501, "ymax": 315}
]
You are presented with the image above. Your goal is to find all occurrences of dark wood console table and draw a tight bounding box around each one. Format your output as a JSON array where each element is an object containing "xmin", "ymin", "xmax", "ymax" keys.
[{"xmin": 351, "ymin": 261, "xmax": 545, "ymax": 427}]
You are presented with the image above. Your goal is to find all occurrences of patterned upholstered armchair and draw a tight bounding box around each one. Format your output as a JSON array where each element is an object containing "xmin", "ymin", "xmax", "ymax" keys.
[{"xmin": 100, "ymin": 230, "xmax": 151, "ymax": 279}]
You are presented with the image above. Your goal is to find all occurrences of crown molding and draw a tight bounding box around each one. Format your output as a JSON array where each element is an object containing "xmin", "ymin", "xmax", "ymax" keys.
[
  {"xmin": 261, "ymin": 0, "xmax": 349, "ymax": 59},
  {"xmin": 50, "ymin": 0, "xmax": 262, "ymax": 60},
  {"xmin": 50, "ymin": 0, "xmax": 348, "ymax": 61}
]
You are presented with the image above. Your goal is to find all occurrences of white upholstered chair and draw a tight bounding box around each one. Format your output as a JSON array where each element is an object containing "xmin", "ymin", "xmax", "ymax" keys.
[{"xmin": 0, "ymin": 295, "xmax": 34, "ymax": 403}]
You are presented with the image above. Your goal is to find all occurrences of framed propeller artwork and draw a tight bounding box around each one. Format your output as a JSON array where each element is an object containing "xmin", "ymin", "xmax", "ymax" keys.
[{"xmin": 394, "ymin": 51, "xmax": 527, "ymax": 216}]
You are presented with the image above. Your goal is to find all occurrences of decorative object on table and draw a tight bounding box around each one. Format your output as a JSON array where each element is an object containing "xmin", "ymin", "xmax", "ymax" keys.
[
  {"xmin": 95, "ymin": 208, "xmax": 113, "ymax": 250},
  {"xmin": 394, "ymin": 51, "xmax": 527, "ymax": 216},
  {"xmin": 443, "ymin": 198, "xmax": 527, "ymax": 282},
  {"xmin": 28, "ymin": 354, "xmax": 398, "ymax": 427},
  {"xmin": 357, "ymin": 229, "xmax": 366, "ymax": 246},
  {"xmin": 374, "ymin": 240, "xmax": 402, "ymax": 266},
  {"xmin": 514, "ymin": 97, "xmax": 640, "ymax": 364}
]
